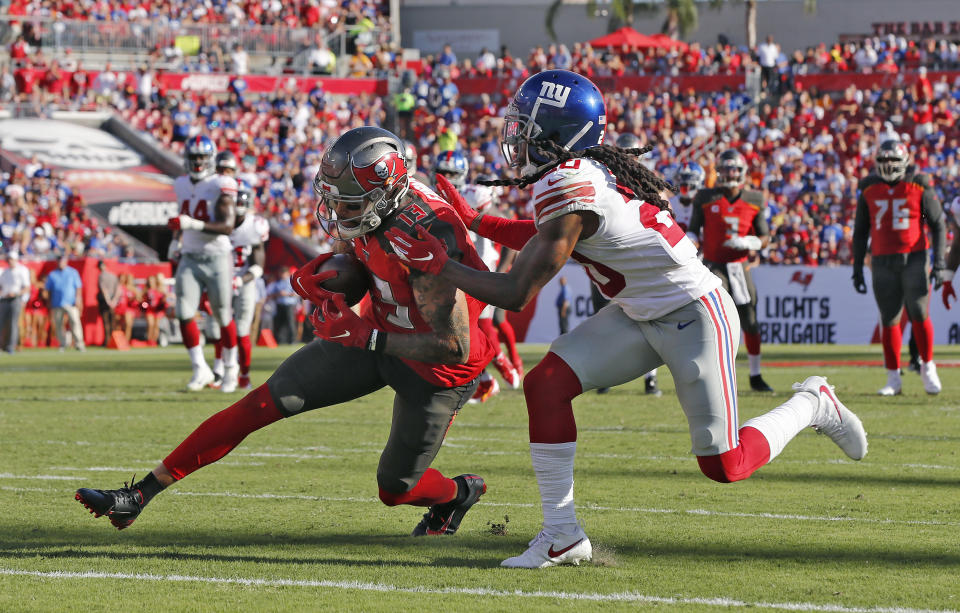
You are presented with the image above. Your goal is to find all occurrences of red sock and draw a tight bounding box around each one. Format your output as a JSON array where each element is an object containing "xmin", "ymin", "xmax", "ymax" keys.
[
  {"xmin": 496, "ymin": 319, "xmax": 521, "ymax": 368},
  {"xmin": 213, "ymin": 339, "xmax": 223, "ymax": 360},
  {"xmin": 238, "ymin": 335, "xmax": 252, "ymax": 376},
  {"xmin": 881, "ymin": 324, "xmax": 902, "ymax": 370},
  {"xmin": 378, "ymin": 467, "xmax": 458, "ymax": 507},
  {"xmin": 220, "ymin": 320, "xmax": 238, "ymax": 349},
  {"xmin": 525, "ymin": 352, "xmax": 582, "ymax": 443},
  {"xmin": 162, "ymin": 384, "xmax": 282, "ymax": 480},
  {"xmin": 743, "ymin": 332, "xmax": 761, "ymax": 356},
  {"xmin": 911, "ymin": 317, "xmax": 934, "ymax": 362},
  {"xmin": 179, "ymin": 319, "xmax": 201, "ymax": 349},
  {"xmin": 696, "ymin": 426, "xmax": 771, "ymax": 483}
]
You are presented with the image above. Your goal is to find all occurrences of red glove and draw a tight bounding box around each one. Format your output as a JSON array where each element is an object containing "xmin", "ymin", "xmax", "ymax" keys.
[
  {"xmin": 166, "ymin": 216, "xmax": 182, "ymax": 231},
  {"xmin": 383, "ymin": 226, "xmax": 449, "ymax": 275},
  {"xmin": 290, "ymin": 252, "xmax": 338, "ymax": 302},
  {"xmin": 435, "ymin": 173, "xmax": 479, "ymax": 229},
  {"xmin": 943, "ymin": 280, "xmax": 956, "ymax": 310},
  {"xmin": 310, "ymin": 294, "xmax": 374, "ymax": 349}
]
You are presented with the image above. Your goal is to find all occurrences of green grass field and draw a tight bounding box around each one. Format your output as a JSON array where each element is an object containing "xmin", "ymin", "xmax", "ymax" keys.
[{"xmin": 2, "ymin": 344, "xmax": 960, "ymax": 612}]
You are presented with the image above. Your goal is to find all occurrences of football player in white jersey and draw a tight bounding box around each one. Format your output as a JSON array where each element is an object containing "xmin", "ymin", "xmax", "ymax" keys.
[
  {"xmin": 229, "ymin": 181, "xmax": 269, "ymax": 390},
  {"xmin": 387, "ymin": 69, "xmax": 868, "ymax": 569},
  {"xmin": 435, "ymin": 151, "xmax": 520, "ymax": 402},
  {"xmin": 167, "ymin": 135, "xmax": 241, "ymax": 393},
  {"xmin": 670, "ymin": 161, "xmax": 705, "ymax": 234}
]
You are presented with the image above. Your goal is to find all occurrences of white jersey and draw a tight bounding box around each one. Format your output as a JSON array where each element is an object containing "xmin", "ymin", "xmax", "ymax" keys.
[
  {"xmin": 669, "ymin": 195, "xmax": 696, "ymax": 232},
  {"xmin": 230, "ymin": 214, "xmax": 269, "ymax": 276},
  {"xmin": 173, "ymin": 174, "xmax": 238, "ymax": 255},
  {"xmin": 532, "ymin": 158, "xmax": 720, "ymax": 321},
  {"xmin": 462, "ymin": 183, "xmax": 501, "ymax": 273}
]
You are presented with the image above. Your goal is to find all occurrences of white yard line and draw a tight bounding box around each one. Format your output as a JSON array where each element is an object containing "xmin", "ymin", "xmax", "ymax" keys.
[
  {"xmin": 5, "ymin": 481, "xmax": 958, "ymax": 527},
  {"xmin": 0, "ymin": 568, "xmax": 953, "ymax": 613}
]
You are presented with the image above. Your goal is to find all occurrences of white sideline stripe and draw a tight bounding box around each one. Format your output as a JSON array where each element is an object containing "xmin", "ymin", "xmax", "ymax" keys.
[
  {"xmin": 8, "ymin": 479, "xmax": 955, "ymax": 528},
  {"xmin": 0, "ymin": 568, "xmax": 954, "ymax": 613}
]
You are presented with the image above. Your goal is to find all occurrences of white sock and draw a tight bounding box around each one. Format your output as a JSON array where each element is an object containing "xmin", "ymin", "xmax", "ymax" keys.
[
  {"xmin": 212, "ymin": 357, "xmax": 224, "ymax": 375},
  {"xmin": 748, "ymin": 354, "xmax": 762, "ymax": 376},
  {"xmin": 188, "ymin": 345, "xmax": 207, "ymax": 370},
  {"xmin": 741, "ymin": 392, "xmax": 817, "ymax": 461},
  {"xmin": 222, "ymin": 346, "xmax": 238, "ymax": 369},
  {"xmin": 530, "ymin": 442, "xmax": 579, "ymax": 535}
]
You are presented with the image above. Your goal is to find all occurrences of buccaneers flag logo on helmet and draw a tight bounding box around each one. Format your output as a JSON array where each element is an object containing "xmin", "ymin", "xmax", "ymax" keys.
[{"xmin": 352, "ymin": 152, "xmax": 407, "ymax": 192}]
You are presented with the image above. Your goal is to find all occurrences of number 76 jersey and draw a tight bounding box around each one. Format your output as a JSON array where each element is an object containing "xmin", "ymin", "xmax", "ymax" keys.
[
  {"xmin": 856, "ymin": 172, "xmax": 935, "ymax": 256},
  {"xmin": 533, "ymin": 158, "xmax": 719, "ymax": 321}
]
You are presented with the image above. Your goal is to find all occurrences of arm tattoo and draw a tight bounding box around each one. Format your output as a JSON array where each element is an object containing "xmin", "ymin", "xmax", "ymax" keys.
[{"xmin": 384, "ymin": 270, "xmax": 470, "ymax": 364}]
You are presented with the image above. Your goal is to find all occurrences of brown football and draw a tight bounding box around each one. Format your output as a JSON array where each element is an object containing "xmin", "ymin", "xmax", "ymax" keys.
[{"xmin": 316, "ymin": 253, "xmax": 370, "ymax": 306}]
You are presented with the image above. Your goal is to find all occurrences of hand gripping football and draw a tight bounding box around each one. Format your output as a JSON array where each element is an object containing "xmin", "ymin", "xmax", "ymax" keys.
[{"xmin": 316, "ymin": 253, "xmax": 370, "ymax": 306}]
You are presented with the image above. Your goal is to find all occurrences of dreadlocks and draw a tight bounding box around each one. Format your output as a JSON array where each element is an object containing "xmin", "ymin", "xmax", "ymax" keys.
[{"xmin": 479, "ymin": 136, "xmax": 675, "ymax": 213}]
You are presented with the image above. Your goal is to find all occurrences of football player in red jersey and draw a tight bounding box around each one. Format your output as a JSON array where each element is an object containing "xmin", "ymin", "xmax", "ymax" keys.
[
  {"xmin": 853, "ymin": 139, "xmax": 946, "ymax": 396},
  {"xmin": 75, "ymin": 127, "xmax": 497, "ymax": 537},
  {"xmin": 688, "ymin": 148, "xmax": 774, "ymax": 392}
]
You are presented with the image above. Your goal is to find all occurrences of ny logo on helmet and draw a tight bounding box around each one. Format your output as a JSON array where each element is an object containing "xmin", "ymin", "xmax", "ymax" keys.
[{"xmin": 537, "ymin": 82, "xmax": 570, "ymax": 108}]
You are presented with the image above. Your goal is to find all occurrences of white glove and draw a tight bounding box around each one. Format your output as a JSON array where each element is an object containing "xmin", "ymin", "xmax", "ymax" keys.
[
  {"xmin": 232, "ymin": 275, "xmax": 245, "ymax": 291},
  {"xmin": 723, "ymin": 235, "xmax": 762, "ymax": 251},
  {"xmin": 178, "ymin": 215, "xmax": 205, "ymax": 232}
]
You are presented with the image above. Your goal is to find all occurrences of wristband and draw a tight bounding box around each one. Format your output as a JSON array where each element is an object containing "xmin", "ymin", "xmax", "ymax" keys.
[
  {"xmin": 943, "ymin": 269, "xmax": 955, "ymax": 282},
  {"xmin": 374, "ymin": 330, "xmax": 388, "ymax": 353},
  {"xmin": 247, "ymin": 264, "xmax": 263, "ymax": 280}
]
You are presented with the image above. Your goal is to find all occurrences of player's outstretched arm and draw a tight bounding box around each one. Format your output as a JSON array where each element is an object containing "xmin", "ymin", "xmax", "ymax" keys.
[
  {"xmin": 388, "ymin": 213, "xmax": 583, "ymax": 312},
  {"xmin": 434, "ymin": 173, "xmax": 537, "ymax": 250}
]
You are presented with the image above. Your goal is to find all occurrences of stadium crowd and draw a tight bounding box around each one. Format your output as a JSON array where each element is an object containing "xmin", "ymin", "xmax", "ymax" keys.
[{"xmin": 4, "ymin": 27, "xmax": 960, "ymax": 349}]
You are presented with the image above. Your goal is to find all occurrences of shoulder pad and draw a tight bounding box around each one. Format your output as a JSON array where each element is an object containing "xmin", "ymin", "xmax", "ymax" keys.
[
  {"xmin": 907, "ymin": 172, "xmax": 933, "ymax": 189},
  {"xmin": 741, "ymin": 190, "xmax": 765, "ymax": 208},
  {"xmin": 693, "ymin": 187, "xmax": 724, "ymax": 207},
  {"xmin": 858, "ymin": 174, "xmax": 885, "ymax": 191}
]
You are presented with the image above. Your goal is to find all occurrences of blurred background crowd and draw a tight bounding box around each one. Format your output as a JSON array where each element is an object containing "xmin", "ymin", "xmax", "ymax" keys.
[{"xmin": 2, "ymin": 0, "xmax": 960, "ymax": 349}]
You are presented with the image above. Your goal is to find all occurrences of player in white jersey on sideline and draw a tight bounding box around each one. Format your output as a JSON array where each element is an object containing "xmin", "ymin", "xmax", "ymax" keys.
[
  {"xmin": 168, "ymin": 135, "xmax": 241, "ymax": 393},
  {"xmin": 434, "ymin": 151, "xmax": 520, "ymax": 402},
  {"xmin": 386, "ymin": 69, "xmax": 868, "ymax": 569},
  {"xmin": 228, "ymin": 181, "xmax": 269, "ymax": 390},
  {"xmin": 670, "ymin": 161, "xmax": 705, "ymax": 235}
]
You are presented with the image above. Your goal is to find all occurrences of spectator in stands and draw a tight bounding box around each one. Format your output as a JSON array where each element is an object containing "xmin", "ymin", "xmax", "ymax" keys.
[
  {"xmin": 0, "ymin": 251, "xmax": 30, "ymax": 354},
  {"xmin": 46, "ymin": 253, "xmax": 85, "ymax": 352},
  {"xmin": 230, "ymin": 43, "xmax": 249, "ymax": 76}
]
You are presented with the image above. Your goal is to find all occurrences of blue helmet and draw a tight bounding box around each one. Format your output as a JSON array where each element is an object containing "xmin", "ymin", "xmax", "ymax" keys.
[
  {"xmin": 674, "ymin": 162, "xmax": 705, "ymax": 197},
  {"xmin": 501, "ymin": 70, "xmax": 606, "ymax": 176},
  {"xmin": 434, "ymin": 150, "xmax": 469, "ymax": 187},
  {"xmin": 185, "ymin": 135, "xmax": 217, "ymax": 181}
]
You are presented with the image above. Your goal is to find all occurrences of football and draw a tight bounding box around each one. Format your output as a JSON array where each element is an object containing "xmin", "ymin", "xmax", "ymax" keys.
[{"xmin": 316, "ymin": 253, "xmax": 370, "ymax": 306}]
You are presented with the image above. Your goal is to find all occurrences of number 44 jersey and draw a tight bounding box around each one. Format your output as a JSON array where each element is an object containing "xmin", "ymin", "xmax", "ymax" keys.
[
  {"xmin": 532, "ymin": 158, "xmax": 719, "ymax": 321},
  {"xmin": 174, "ymin": 174, "xmax": 238, "ymax": 256}
]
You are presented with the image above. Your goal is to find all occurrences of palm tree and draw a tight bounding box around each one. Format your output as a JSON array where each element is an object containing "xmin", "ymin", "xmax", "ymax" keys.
[{"xmin": 544, "ymin": 0, "xmax": 699, "ymax": 42}]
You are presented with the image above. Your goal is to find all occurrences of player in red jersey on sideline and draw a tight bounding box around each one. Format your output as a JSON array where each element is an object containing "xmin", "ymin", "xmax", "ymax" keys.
[
  {"xmin": 853, "ymin": 139, "xmax": 946, "ymax": 396},
  {"xmin": 75, "ymin": 127, "xmax": 496, "ymax": 537}
]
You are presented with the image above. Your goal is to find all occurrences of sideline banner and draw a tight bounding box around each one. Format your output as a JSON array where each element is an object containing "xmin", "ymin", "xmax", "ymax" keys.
[{"xmin": 509, "ymin": 264, "xmax": 960, "ymax": 345}]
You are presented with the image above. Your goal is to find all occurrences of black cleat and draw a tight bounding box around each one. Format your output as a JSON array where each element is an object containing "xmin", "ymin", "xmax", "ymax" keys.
[
  {"xmin": 644, "ymin": 375, "xmax": 662, "ymax": 397},
  {"xmin": 907, "ymin": 357, "xmax": 922, "ymax": 374},
  {"xmin": 749, "ymin": 374, "xmax": 774, "ymax": 392},
  {"xmin": 75, "ymin": 478, "xmax": 146, "ymax": 530},
  {"xmin": 412, "ymin": 474, "xmax": 486, "ymax": 536}
]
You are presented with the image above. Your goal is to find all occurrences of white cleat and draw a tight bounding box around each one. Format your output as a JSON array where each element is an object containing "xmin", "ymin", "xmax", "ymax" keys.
[
  {"xmin": 921, "ymin": 361, "xmax": 942, "ymax": 395},
  {"xmin": 186, "ymin": 364, "xmax": 215, "ymax": 391},
  {"xmin": 792, "ymin": 376, "xmax": 868, "ymax": 461},
  {"xmin": 501, "ymin": 526, "xmax": 593, "ymax": 569},
  {"xmin": 877, "ymin": 369, "xmax": 902, "ymax": 396},
  {"xmin": 221, "ymin": 365, "xmax": 240, "ymax": 393}
]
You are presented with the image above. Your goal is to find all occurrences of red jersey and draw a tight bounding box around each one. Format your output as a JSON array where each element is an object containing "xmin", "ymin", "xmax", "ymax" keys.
[
  {"xmin": 856, "ymin": 173, "xmax": 933, "ymax": 256},
  {"xmin": 353, "ymin": 179, "xmax": 495, "ymax": 388},
  {"xmin": 689, "ymin": 188, "xmax": 768, "ymax": 264}
]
